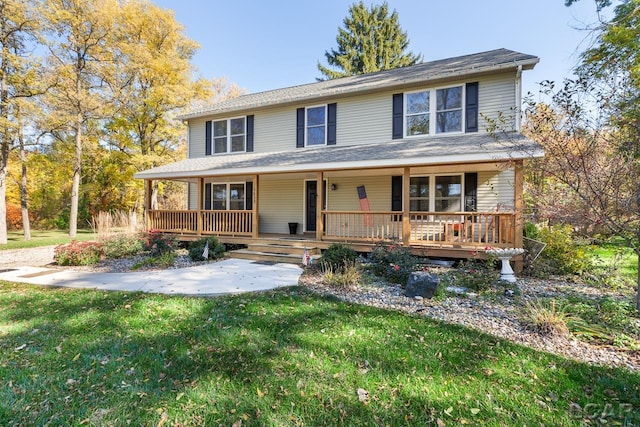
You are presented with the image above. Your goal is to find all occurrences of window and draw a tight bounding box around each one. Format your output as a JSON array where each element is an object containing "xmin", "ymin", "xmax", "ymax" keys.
[
  {"xmin": 406, "ymin": 91, "xmax": 430, "ymax": 136},
  {"xmin": 409, "ymin": 175, "xmax": 462, "ymax": 212},
  {"xmin": 405, "ymin": 85, "xmax": 463, "ymax": 136},
  {"xmin": 409, "ymin": 176, "xmax": 429, "ymax": 211},
  {"xmin": 436, "ymin": 87, "xmax": 462, "ymax": 133},
  {"xmin": 210, "ymin": 183, "xmax": 246, "ymax": 210},
  {"xmin": 306, "ymin": 106, "xmax": 326, "ymax": 146},
  {"xmin": 434, "ymin": 175, "xmax": 462, "ymax": 212},
  {"xmin": 213, "ymin": 117, "xmax": 246, "ymax": 153}
]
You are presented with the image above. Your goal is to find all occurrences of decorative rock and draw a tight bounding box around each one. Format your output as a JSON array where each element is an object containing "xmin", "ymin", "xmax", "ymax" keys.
[
  {"xmin": 404, "ymin": 272, "xmax": 439, "ymax": 299},
  {"xmin": 446, "ymin": 286, "xmax": 469, "ymax": 295}
]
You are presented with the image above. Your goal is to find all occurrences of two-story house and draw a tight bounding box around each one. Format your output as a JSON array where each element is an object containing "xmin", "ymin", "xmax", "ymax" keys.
[{"xmin": 134, "ymin": 48, "xmax": 542, "ymax": 264}]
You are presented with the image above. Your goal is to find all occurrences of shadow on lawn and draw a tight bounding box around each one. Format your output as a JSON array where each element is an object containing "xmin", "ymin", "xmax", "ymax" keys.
[{"xmin": 1, "ymin": 283, "xmax": 639, "ymax": 425}]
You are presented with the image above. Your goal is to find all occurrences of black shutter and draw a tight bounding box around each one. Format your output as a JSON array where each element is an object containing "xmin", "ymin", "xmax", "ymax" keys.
[
  {"xmin": 205, "ymin": 120, "xmax": 212, "ymax": 155},
  {"xmin": 296, "ymin": 108, "xmax": 305, "ymax": 148},
  {"xmin": 204, "ymin": 183, "xmax": 212, "ymax": 210},
  {"xmin": 245, "ymin": 181, "xmax": 253, "ymax": 210},
  {"xmin": 465, "ymin": 82, "xmax": 479, "ymax": 133},
  {"xmin": 327, "ymin": 103, "xmax": 337, "ymax": 145},
  {"xmin": 246, "ymin": 115, "xmax": 254, "ymax": 152},
  {"xmin": 392, "ymin": 93, "xmax": 404, "ymax": 139},
  {"xmin": 391, "ymin": 176, "xmax": 403, "ymax": 211},
  {"xmin": 464, "ymin": 173, "xmax": 477, "ymax": 212}
]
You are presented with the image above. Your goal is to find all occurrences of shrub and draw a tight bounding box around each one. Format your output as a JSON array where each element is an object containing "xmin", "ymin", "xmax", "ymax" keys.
[
  {"xmin": 319, "ymin": 243, "xmax": 357, "ymax": 270},
  {"xmin": 54, "ymin": 241, "xmax": 103, "ymax": 266},
  {"xmin": 367, "ymin": 242, "xmax": 417, "ymax": 284},
  {"xmin": 6, "ymin": 203, "xmax": 23, "ymax": 231},
  {"xmin": 321, "ymin": 261, "xmax": 361, "ymax": 289},
  {"xmin": 131, "ymin": 252, "xmax": 176, "ymax": 270},
  {"xmin": 527, "ymin": 224, "xmax": 594, "ymax": 277},
  {"xmin": 521, "ymin": 298, "xmax": 579, "ymax": 336},
  {"xmin": 101, "ymin": 234, "xmax": 145, "ymax": 259},
  {"xmin": 144, "ymin": 230, "xmax": 176, "ymax": 256},
  {"xmin": 523, "ymin": 221, "xmax": 539, "ymax": 239},
  {"xmin": 188, "ymin": 236, "xmax": 226, "ymax": 261},
  {"xmin": 440, "ymin": 256, "xmax": 499, "ymax": 292}
]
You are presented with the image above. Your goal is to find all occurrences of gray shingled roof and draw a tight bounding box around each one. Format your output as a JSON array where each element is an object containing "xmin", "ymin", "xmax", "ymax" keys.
[
  {"xmin": 180, "ymin": 48, "xmax": 539, "ymax": 120},
  {"xmin": 134, "ymin": 133, "xmax": 543, "ymax": 180}
]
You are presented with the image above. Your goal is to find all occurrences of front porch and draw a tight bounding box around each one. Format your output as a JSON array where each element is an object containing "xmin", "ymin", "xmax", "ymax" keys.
[
  {"xmin": 146, "ymin": 209, "xmax": 518, "ymax": 253},
  {"xmin": 140, "ymin": 159, "xmax": 525, "ymax": 267}
]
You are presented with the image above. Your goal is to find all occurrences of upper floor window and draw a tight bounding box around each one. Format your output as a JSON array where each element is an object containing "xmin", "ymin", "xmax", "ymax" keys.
[
  {"xmin": 405, "ymin": 85, "xmax": 463, "ymax": 137},
  {"xmin": 436, "ymin": 86, "xmax": 462, "ymax": 133},
  {"xmin": 213, "ymin": 117, "xmax": 246, "ymax": 154},
  {"xmin": 306, "ymin": 106, "xmax": 326, "ymax": 146}
]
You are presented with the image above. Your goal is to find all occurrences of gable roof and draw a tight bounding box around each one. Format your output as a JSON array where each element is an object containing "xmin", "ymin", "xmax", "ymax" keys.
[
  {"xmin": 134, "ymin": 132, "xmax": 543, "ymax": 180},
  {"xmin": 180, "ymin": 48, "xmax": 539, "ymax": 120}
]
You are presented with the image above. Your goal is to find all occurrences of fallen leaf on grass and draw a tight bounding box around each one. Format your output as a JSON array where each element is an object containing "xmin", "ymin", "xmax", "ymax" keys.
[
  {"xmin": 14, "ymin": 344, "xmax": 26, "ymax": 352},
  {"xmin": 444, "ymin": 406, "xmax": 453, "ymax": 416},
  {"xmin": 357, "ymin": 388, "xmax": 369, "ymax": 403},
  {"xmin": 470, "ymin": 408, "xmax": 480, "ymax": 415}
]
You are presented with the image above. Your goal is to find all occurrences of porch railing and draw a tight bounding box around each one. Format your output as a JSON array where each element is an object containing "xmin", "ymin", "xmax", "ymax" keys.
[
  {"xmin": 201, "ymin": 210, "xmax": 252, "ymax": 236},
  {"xmin": 322, "ymin": 211, "xmax": 516, "ymax": 247},
  {"xmin": 147, "ymin": 210, "xmax": 252, "ymax": 236},
  {"xmin": 148, "ymin": 209, "xmax": 516, "ymax": 247},
  {"xmin": 148, "ymin": 210, "xmax": 198, "ymax": 234}
]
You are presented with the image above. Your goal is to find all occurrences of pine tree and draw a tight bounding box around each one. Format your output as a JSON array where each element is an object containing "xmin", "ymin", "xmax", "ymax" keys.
[{"xmin": 317, "ymin": 2, "xmax": 421, "ymax": 80}]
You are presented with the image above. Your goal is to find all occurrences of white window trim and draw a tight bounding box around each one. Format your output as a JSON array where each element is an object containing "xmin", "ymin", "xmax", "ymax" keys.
[
  {"xmin": 404, "ymin": 84, "xmax": 465, "ymax": 137},
  {"xmin": 210, "ymin": 182, "xmax": 246, "ymax": 210},
  {"xmin": 305, "ymin": 104, "xmax": 327, "ymax": 147},
  {"xmin": 213, "ymin": 116, "xmax": 247, "ymax": 154},
  {"xmin": 409, "ymin": 174, "xmax": 464, "ymax": 212}
]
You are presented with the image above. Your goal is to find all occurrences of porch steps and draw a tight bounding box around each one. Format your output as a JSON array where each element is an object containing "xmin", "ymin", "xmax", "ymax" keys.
[{"xmin": 229, "ymin": 243, "xmax": 321, "ymax": 265}]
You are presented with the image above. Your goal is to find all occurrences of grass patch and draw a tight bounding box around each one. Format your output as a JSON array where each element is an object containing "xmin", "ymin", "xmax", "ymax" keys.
[
  {"xmin": 0, "ymin": 282, "xmax": 638, "ymax": 426},
  {"xmin": 2, "ymin": 229, "xmax": 95, "ymax": 250},
  {"xmin": 592, "ymin": 245, "xmax": 637, "ymax": 283}
]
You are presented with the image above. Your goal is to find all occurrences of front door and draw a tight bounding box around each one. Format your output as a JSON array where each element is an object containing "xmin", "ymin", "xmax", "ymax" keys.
[{"xmin": 306, "ymin": 181, "xmax": 317, "ymax": 232}]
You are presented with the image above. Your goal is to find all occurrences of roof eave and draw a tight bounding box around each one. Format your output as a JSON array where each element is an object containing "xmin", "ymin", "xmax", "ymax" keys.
[{"xmin": 134, "ymin": 148, "xmax": 544, "ymax": 181}]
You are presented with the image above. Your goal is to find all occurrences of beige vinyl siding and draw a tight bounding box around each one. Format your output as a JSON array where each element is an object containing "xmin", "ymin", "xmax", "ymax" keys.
[
  {"xmin": 477, "ymin": 72, "xmax": 516, "ymax": 132},
  {"xmin": 477, "ymin": 168, "xmax": 515, "ymax": 212},
  {"xmin": 186, "ymin": 72, "xmax": 518, "ymax": 156},
  {"xmin": 187, "ymin": 182, "xmax": 197, "ymax": 210},
  {"xmin": 253, "ymin": 106, "xmax": 296, "ymax": 153},
  {"xmin": 334, "ymin": 93, "xmax": 391, "ymax": 146},
  {"xmin": 326, "ymin": 175, "xmax": 391, "ymax": 211},
  {"xmin": 188, "ymin": 118, "xmax": 207, "ymax": 158},
  {"xmin": 259, "ymin": 178, "xmax": 303, "ymax": 234}
]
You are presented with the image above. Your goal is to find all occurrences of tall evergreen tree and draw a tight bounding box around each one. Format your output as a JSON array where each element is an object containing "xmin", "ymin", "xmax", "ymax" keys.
[{"xmin": 317, "ymin": 1, "xmax": 421, "ymax": 80}]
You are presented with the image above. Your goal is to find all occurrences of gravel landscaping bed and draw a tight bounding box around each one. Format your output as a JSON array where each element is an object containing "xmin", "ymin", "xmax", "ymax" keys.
[{"xmin": 300, "ymin": 269, "xmax": 640, "ymax": 372}]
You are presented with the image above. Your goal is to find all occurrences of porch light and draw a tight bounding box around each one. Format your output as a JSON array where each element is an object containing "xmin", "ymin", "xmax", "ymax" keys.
[{"xmin": 331, "ymin": 183, "xmax": 337, "ymax": 191}]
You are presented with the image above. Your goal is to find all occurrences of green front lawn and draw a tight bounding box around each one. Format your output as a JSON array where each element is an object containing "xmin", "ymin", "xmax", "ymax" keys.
[
  {"xmin": 1, "ymin": 282, "xmax": 638, "ymax": 426},
  {"xmin": 2, "ymin": 229, "xmax": 95, "ymax": 250},
  {"xmin": 592, "ymin": 245, "xmax": 638, "ymax": 282}
]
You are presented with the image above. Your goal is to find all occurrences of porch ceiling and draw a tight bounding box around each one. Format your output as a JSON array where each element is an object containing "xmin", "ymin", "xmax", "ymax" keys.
[{"xmin": 134, "ymin": 132, "xmax": 543, "ymax": 180}]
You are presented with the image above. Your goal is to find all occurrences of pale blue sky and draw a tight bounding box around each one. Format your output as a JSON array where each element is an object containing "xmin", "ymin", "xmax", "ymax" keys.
[{"xmin": 152, "ymin": 0, "xmax": 612, "ymax": 97}]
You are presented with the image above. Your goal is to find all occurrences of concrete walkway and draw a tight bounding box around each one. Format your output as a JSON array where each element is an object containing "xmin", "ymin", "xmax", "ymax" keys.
[{"xmin": 0, "ymin": 259, "xmax": 303, "ymax": 296}]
